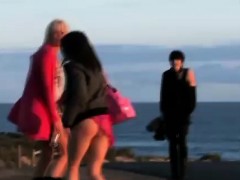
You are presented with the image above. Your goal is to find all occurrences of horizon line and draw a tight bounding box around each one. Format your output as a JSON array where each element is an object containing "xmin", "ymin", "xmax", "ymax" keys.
[{"xmin": 0, "ymin": 42, "xmax": 240, "ymax": 52}]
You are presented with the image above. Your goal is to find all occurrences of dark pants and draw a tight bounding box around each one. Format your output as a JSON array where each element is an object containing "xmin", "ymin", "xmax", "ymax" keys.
[{"xmin": 167, "ymin": 124, "xmax": 189, "ymax": 180}]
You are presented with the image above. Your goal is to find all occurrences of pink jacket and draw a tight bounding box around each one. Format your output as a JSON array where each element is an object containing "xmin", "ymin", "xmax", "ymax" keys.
[{"xmin": 8, "ymin": 44, "xmax": 61, "ymax": 141}]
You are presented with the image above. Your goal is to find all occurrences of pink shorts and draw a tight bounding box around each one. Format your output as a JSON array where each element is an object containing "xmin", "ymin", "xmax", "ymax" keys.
[{"xmin": 92, "ymin": 114, "xmax": 114, "ymax": 146}]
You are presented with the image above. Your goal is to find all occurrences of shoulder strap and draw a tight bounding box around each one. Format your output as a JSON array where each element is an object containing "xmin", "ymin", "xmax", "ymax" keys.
[
  {"xmin": 61, "ymin": 60, "xmax": 71, "ymax": 66},
  {"xmin": 182, "ymin": 68, "xmax": 189, "ymax": 81}
]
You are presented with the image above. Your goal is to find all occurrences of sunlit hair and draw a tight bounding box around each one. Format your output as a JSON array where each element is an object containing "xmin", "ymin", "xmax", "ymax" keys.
[{"xmin": 43, "ymin": 19, "xmax": 69, "ymax": 44}]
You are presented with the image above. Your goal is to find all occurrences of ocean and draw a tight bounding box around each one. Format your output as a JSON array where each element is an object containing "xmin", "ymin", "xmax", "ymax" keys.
[
  {"xmin": 1, "ymin": 102, "xmax": 240, "ymax": 161},
  {"xmin": 1, "ymin": 46, "xmax": 240, "ymax": 161}
]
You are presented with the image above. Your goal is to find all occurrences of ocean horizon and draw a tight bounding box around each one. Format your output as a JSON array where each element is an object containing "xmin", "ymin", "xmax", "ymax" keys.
[{"xmin": 1, "ymin": 102, "xmax": 240, "ymax": 161}]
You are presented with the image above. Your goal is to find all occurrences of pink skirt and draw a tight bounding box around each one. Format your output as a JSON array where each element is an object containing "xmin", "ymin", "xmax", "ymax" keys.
[{"xmin": 92, "ymin": 114, "xmax": 114, "ymax": 146}]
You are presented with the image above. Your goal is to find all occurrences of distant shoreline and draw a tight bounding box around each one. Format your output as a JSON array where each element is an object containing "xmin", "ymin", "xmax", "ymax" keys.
[{"xmin": 0, "ymin": 131, "xmax": 225, "ymax": 169}]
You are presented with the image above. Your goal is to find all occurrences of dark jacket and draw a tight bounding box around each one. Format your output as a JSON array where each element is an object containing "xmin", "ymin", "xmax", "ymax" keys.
[
  {"xmin": 62, "ymin": 61, "xmax": 108, "ymax": 128},
  {"xmin": 159, "ymin": 68, "xmax": 196, "ymax": 125}
]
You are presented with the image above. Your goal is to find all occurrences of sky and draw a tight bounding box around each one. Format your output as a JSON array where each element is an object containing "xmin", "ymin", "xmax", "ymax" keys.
[
  {"xmin": 0, "ymin": 0, "xmax": 240, "ymax": 48},
  {"xmin": 0, "ymin": 0, "xmax": 240, "ymax": 102}
]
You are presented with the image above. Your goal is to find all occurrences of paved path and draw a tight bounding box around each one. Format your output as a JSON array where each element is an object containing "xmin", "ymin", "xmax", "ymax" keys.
[
  {"xmin": 1, "ymin": 161, "xmax": 240, "ymax": 180},
  {"xmin": 0, "ymin": 167, "xmax": 163, "ymax": 180},
  {"xmin": 105, "ymin": 161, "xmax": 240, "ymax": 180}
]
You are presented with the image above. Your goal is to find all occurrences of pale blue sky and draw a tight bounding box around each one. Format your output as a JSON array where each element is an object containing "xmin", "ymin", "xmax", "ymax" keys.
[{"xmin": 0, "ymin": 0, "xmax": 240, "ymax": 48}]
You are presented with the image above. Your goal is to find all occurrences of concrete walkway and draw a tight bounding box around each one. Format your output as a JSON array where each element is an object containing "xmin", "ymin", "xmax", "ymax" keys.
[
  {"xmin": 105, "ymin": 161, "xmax": 240, "ymax": 180},
  {"xmin": 1, "ymin": 161, "xmax": 240, "ymax": 180}
]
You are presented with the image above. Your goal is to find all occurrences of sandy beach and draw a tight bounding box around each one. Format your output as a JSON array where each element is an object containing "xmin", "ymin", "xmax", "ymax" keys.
[{"xmin": 0, "ymin": 161, "xmax": 239, "ymax": 180}]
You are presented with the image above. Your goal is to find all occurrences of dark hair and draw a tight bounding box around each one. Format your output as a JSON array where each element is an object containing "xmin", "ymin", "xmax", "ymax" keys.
[
  {"xmin": 61, "ymin": 31, "xmax": 102, "ymax": 72},
  {"xmin": 169, "ymin": 50, "xmax": 185, "ymax": 62}
]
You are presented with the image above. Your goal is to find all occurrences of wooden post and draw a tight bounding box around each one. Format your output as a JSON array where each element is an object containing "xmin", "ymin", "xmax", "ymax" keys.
[{"xmin": 17, "ymin": 145, "xmax": 22, "ymax": 169}]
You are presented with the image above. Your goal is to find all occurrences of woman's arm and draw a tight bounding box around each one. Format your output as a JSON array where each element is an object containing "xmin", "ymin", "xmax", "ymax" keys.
[
  {"xmin": 186, "ymin": 69, "xmax": 197, "ymax": 114},
  {"xmin": 40, "ymin": 50, "xmax": 61, "ymax": 124},
  {"xmin": 187, "ymin": 69, "xmax": 197, "ymax": 87}
]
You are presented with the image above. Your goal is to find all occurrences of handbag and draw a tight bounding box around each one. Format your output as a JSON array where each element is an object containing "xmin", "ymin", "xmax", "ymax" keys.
[
  {"xmin": 106, "ymin": 84, "xmax": 136, "ymax": 124},
  {"xmin": 146, "ymin": 116, "xmax": 166, "ymax": 141}
]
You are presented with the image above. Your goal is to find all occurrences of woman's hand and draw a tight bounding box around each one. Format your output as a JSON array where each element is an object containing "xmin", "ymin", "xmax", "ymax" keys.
[
  {"xmin": 53, "ymin": 120, "xmax": 64, "ymax": 134},
  {"xmin": 50, "ymin": 121, "xmax": 70, "ymax": 148}
]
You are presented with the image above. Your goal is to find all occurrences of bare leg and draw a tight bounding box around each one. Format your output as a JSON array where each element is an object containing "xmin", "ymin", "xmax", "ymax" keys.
[
  {"xmin": 67, "ymin": 119, "xmax": 98, "ymax": 180},
  {"xmin": 44, "ymin": 129, "xmax": 69, "ymax": 177},
  {"xmin": 87, "ymin": 131, "xmax": 109, "ymax": 180}
]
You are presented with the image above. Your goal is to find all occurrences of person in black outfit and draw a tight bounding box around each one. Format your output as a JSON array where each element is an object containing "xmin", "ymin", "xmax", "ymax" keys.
[
  {"xmin": 60, "ymin": 31, "xmax": 113, "ymax": 180},
  {"xmin": 160, "ymin": 50, "xmax": 197, "ymax": 180}
]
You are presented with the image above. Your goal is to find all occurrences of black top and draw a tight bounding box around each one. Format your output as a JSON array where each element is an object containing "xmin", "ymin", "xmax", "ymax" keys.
[
  {"xmin": 61, "ymin": 61, "xmax": 108, "ymax": 128},
  {"xmin": 159, "ymin": 68, "xmax": 196, "ymax": 125}
]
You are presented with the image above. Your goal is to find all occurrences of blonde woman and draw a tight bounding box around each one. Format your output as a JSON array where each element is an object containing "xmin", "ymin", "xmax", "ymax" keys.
[{"xmin": 8, "ymin": 19, "xmax": 69, "ymax": 180}]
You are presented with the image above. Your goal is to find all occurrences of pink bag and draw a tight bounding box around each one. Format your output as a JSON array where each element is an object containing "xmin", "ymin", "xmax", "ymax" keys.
[{"xmin": 106, "ymin": 85, "xmax": 136, "ymax": 124}]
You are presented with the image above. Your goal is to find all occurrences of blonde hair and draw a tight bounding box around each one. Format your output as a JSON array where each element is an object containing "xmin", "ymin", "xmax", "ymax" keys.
[{"xmin": 43, "ymin": 19, "xmax": 69, "ymax": 44}]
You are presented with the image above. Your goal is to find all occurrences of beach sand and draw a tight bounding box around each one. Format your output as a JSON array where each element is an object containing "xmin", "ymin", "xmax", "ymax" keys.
[{"xmin": 0, "ymin": 161, "xmax": 239, "ymax": 180}]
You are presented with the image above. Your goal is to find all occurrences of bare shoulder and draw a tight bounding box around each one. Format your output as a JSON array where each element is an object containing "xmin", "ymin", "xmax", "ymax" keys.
[{"xmin": 187, "ymin": 68, "xmax": 197, "ymax": 86}]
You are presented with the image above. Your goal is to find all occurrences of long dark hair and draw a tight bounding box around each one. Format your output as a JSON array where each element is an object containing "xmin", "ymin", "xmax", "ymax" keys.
[{"xmin": 61, "ymin": 31, "xmax": 102, "ymax": 72}]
